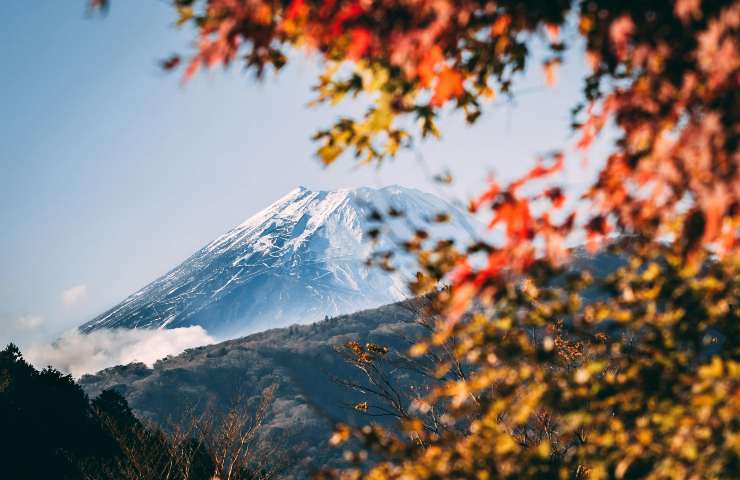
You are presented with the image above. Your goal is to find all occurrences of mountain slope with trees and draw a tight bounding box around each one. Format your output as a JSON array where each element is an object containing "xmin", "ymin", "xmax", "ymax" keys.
[{"xmin": 79, "ymin": 299, "xmax": 431, "ymax": 477}]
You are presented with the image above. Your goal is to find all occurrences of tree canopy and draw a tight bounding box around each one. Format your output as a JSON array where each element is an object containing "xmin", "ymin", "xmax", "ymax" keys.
[{"xmin": 89, "ymin": 1, "xmax": 739, "ymax": 478}]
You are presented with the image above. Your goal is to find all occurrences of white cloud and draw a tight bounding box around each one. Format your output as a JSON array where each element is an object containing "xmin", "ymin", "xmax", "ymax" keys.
[
  {"xmin": 25, "ymin": 326, "xmax": 215, "ymax": 378},
  {"xmin": 61, "ymin": 284, "xmax": 88, "ymax": 306},
  {"xmin": 14, "ymin": 314, "xmax": 44, "ymax": 331},
  {"xmin": 0, "ymin": 314, "xmax": 46, "ymax": 348}
]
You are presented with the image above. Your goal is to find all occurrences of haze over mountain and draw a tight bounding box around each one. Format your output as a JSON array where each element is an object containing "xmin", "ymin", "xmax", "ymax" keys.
[{"xmin": 80, "ymin": 186, "xmax": 480, "ymax": 338}]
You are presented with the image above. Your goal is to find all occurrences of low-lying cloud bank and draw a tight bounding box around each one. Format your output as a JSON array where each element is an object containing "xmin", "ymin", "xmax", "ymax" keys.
[{"xmin": 25, "ymin": 327, "xmax": 215, "ymax": 378}]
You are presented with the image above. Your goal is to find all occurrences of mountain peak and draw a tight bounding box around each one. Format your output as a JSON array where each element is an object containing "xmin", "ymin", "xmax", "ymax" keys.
[{"xmin": 80, "ymin": 186, "xmax": 479, "ymax": 339}]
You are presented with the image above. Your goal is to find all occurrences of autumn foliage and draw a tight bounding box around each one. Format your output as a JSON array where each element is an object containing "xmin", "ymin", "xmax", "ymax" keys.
[{"xmin": 92, "ymin": 0, "xmax": 738, "ymax": 478}]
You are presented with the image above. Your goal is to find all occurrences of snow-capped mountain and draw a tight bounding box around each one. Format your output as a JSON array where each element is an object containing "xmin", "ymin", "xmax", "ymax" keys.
[{"xmin": 80, "ymin": 186, "xmax": 481, "ymax": 338}]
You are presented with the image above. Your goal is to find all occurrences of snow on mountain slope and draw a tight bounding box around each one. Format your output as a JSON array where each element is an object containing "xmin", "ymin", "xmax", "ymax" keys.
[{"xmin": 79, "ymin": 186, "xmax": 481, "ymax": 338}]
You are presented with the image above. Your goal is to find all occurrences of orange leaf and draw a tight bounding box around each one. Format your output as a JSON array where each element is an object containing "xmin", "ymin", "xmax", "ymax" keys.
[
  {"xmin": 700, "ymin": 186, "xmax": 730, "ymax": 243},
  {"xmin": 331, "ymin": 3, "xmax": 364, "ymax": 35},
  {"xmin": 431, "ymin": 67, "xmax": 464, "ymax": 107},
  {"xmin": 545, "ymin": 23, "xmax": 560, "ymax": 43},
  {"xmin": 675, "ymin": 0, "xmax": 701, "ymax": 23},
  {"xmin": 450, "ymin": 258, "xmax": 473, "ymax": 285},
  {"xmin": 474, "ymin": 250, "xmax": 510, "ymax": 285},
  {"xmin": 417, "ymin": 46, "xmax": 444, "ymax": 88},
  {"xmin": 543, "ymin": 59, "xmax": 560, "ymax": 87},
  {"xmin": 472, "ymin": 181, "xmax": 501, "ymax": 211},
  {"xmin": 285, "ymin": 0, "xmax": 307, "ymax": 20},
  {"xmin": 254, "ymin": 4, "xmax": 273, "ymax": 24},
  {"xmin": 609, "ymin": 15, "xmax": 635, "ymax": 61},
  {"xmin": 510, "ymin": 154, "xmax": 564, "ymax": 192},
  {"xmin": 490, "ymin": 197, "xmax": 534, "ymax": 241},
  {"xmin": 576, "ymin": 126, "xmax": 596, "ymax": 150},
  {"xmin": 491, "ymin": 15, "xmax": 511, "ymax": 36},
  {"xmin": 544, "ymin": 187, "xmax": 565, "ymax": 208},
  {"xmin": 447, "ymin": 282, "xmax": 477, "ymax": 323},
  {"xmin": 183, "ymin": 57, "xmax": 202, "ymax": 81},
  {"xmin": 347, "ymin": 27, "xmax": 372, "ymax": 59}
]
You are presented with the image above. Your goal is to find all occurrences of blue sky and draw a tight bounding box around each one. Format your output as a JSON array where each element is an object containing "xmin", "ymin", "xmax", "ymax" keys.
[{"xmin": 0, "ymin": 1, "xmax": 608, "ymax": 347}]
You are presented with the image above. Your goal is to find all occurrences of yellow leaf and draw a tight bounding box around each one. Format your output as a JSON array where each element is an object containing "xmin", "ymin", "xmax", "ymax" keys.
[
  {"xmin": 636, "ymin": 429, "xmax": 652, "ymax": 445},
  {"xmin": 579, "ymin": 16, "xmax": 593, "ymax": 34},
  {"xmin": 317, "ymin": 144, "xmax": 342, "ymax": 165},
  {"xmin": 615, "ymin": 457, "xmax": 633, "ymax": 479},
  {"xmin": 176, "ymin": 6, "xmax": 193, "ymax": 27},
  {"xmin": 409, "ymin": 342, "xmax": 428, "ymax": 357},
  {"xmin": 698, "ymin": 356, "xmax": 723, "ymax": 379},
  {"xmin": 493, "ymin": 434, "xmax": 518, "ymax": 454},
  {"xmin": 642, "ymin": 262, "xmax": 661, "ymax": 281},
  {"xmin": 537, "ymin": 439, "xmax": 551, "ymax": 458},
  {"xmin": 365, "ymin": 100, "xmax": 393, "ymax": 132},
  {"xmin": 575, "ymin": 368, "xmax": 590, "ymax": 384},
  {"xmin": 329, "ymin": 424, "xmax": 352, "ymax": 446}
]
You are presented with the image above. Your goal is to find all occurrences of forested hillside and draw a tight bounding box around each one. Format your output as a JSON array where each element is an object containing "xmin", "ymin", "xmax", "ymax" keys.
[{"xmin": 80, "ymin": 299, "xmax": 431, "ymax": 476}]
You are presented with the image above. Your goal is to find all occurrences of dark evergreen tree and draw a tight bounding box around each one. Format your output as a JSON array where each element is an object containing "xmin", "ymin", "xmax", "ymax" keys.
[
  {"xmin": 0, "ymin": 344, "xmax": 118, "ymax": 478},
  {"xmin": 0, "ymin": 343, "xmax": 276, "ymax": 479}
]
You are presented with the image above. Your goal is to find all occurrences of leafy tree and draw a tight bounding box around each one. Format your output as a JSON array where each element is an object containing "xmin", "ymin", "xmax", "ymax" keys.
[{"xmin": 89, "ymin": 1, "xmax": 739, "ymax": 478}]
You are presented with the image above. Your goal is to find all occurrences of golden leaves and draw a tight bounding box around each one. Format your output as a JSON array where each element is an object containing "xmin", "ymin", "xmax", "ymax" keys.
[
  {"xmin": 698, "ymin": 356, "xmax": 725, "ymax": 380},
  {"xmin": 329, "ymin": 424, "xmax": 352, "ymax": 447},
  {"xmin": 175, "ymin": 6, "xmax": 193, "ymax": 27},
  {"xmin": 336, "ymin": 246, "xmax": 736, "ymax": 478},
  {"xmin": 409, "ymin": 342, "xmax": 429, "ymax": 358},
  {"xmin": 318, "ymin": 143, "xmax": 343, "ymax": 166}
]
